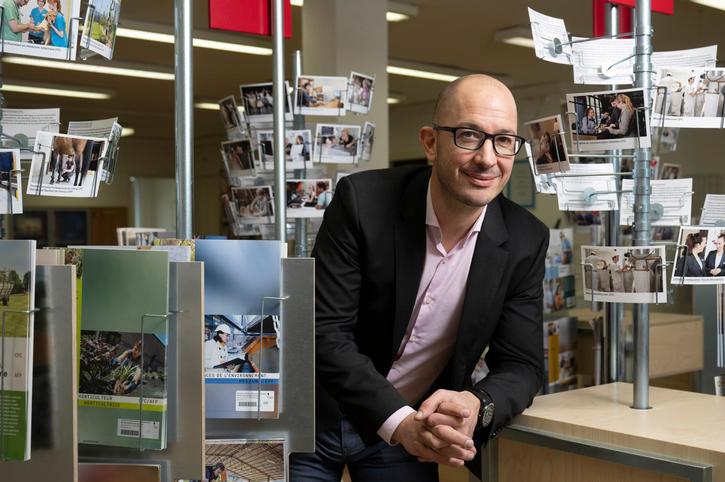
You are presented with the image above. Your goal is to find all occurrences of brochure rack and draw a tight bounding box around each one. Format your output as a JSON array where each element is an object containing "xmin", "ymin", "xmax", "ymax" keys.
[
  {"xmin": 1, "ymin": 168, "xmax": 21, "ymax": 215},
  {"xmin": 78, "ymin": 261, "xmax": 205, "ymax": 481},
  {"xmin": 0, "ymin": 265, "xmax": 77, "ymax": 480}
]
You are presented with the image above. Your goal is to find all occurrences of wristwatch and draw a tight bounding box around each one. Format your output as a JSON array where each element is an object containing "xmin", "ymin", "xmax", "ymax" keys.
[{"xmin": 466, "ymin": 387, "xmax": 495, "ymax": 428}]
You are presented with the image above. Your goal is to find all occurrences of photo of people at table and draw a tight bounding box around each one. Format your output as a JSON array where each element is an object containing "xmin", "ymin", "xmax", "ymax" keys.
[
  {"xmin": 581, "ymin": 245, "xmax": 666, "ymax": 303},
  {"xmin": 567, "ymin": 88, "xmax": 650, "ymax": 151},
  {"xmin": 313, "ymin": 124, "xmax": 360, "ymax": 163},
  {"xmin": 285, "ymin": 178, "xmax": 332, "ymax": 218},
  {"xmin": 672, "ymin": 227, "xmax": 725, "ymax": 285},
  {"xmin": 294, "ymin": 75, "xmax": 347, "ymax": 116}
]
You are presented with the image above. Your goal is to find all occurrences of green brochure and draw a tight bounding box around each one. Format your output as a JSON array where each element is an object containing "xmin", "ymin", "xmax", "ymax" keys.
[
  {"xmin": 76, "ymin": 249, "xmax": 169, "ymax": 450},
  {"xmin": 0, "ymin": 240, "xmax": 36, "ymax": 461}
]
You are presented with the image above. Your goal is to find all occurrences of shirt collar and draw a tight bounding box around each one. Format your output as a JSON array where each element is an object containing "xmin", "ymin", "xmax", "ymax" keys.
[{"xmin": 425, "ymin": 180, "xmax": 486, "ymax": 236}]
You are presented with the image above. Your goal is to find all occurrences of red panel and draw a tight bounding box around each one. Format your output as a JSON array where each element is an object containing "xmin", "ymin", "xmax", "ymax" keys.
[
  {"xmin": 209, "ymin": 0, "xmax": 292, "ymax": 38},
  {"xmin": 608, "ymin": 0, "xmax": 674, "ymax": 15}
]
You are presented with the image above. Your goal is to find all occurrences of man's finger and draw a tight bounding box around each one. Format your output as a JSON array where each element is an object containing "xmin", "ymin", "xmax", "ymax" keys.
[
  {"xmin": 420, "ymin": 429, "xmax": 449, "ymax": 450},
  {"xmin": 436, "ymin": 401, "xmax": 471, "ymax": 418},
  {"xmin": 425, "ymin": 412, "xmax": 465, "ymax": 429},
  {"xmin": 432, "ymin": 424, "xmax": 475, "ymax": 449},
  {"xmin": 437, "ymin": 444, "xmax": 477, "ymax": 462},
  {"xmin": 411, "ymin": 441, "xmax": 463, "ymax": 467},
  {"xmin": 416, "ymin": 389, "xmax": 454, "ymax": 419}
]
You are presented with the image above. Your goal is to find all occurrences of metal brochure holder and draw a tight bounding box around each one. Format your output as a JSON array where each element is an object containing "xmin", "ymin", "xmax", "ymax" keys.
[
  {"xmin": 622, "ymin": 190, "xmax": 694, "ymax": 226},
  {"xmin": 1, "ymin": 168, "xmax": 21, "ymax": 215},
  {"xmin": 79, "ymin": 262, "xmax": 205, "ymax": 482},
  {"xmin": 0, "ymin": 266, "xmax": 78, "ymax": 479},
  {"xmin": 206, "ymin": 258, "xmax": 316, "ymax": 481}
]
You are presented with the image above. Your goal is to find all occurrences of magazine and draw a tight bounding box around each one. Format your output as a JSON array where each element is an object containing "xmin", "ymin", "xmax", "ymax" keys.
[
  {"xmin": 76, "ymin": 249, "xmax": 170, "ymax": 450},
  {"xmin": 0, "ymin": 240, "xmax": 36, "ymax": 460},
  {"xmin": 180, "ymin": 439, "xmax": 285, "ymax": 482}
]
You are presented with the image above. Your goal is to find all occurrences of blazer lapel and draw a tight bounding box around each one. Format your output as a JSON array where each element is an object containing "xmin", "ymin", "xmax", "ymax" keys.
[
  {"xmin": 392, "ymin": 169, "xmax": 430, "ymax": 360},
  {"xmin": 450, "ymin": 196, "xmax": 509, "ymax": 387}
]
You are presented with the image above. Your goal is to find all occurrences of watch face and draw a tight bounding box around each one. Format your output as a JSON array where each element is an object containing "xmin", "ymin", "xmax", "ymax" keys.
[{"xmin": 481, "ymin": 402, "xmax": 494, "ymax": 427}]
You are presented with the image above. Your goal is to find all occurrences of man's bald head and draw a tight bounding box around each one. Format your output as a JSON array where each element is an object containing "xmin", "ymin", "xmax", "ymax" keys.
[{"xmin": 432, "ymin": 74, "xmax": 516, "ymax": 124}]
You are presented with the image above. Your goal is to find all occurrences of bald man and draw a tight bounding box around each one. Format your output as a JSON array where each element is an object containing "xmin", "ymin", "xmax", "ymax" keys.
[{"xmin": 290, "ymin": 75, "xmax": 549, "ymax": 481}]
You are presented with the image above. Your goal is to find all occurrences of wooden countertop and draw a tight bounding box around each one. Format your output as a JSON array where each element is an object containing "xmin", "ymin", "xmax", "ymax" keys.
[{"xmin": 515, "ymin": 383, "xmax": 725, "ymax": 455}]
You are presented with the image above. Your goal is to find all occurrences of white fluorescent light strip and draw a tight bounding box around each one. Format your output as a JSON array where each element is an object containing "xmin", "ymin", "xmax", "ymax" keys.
[
  {"xmin": 386, "ymin": 65, "xmax": 459, "ymax": 82},
  {"xmin": 290, "ymin": 0, "xmax": 304, "ymax": 5},
  {"xmin": 3, "ymin": 56, "xmax": 174, "ymax": 80},
  {"xmin": 116, "ymin": 27, "xmax": 272, "ymax": 56},
  {"xmin": 2, "ymin": 83, "xmax": 110, "ymax": 99},
  {"xmin": 386, "ymin": 11, "xmax": 410, "ymax": 22},
  {"xmin": 691, "ymin": 0, "xmax": 725, "ymax": 10},
  {"xmin": 195, "ymin": 102, "xmax": 245, "ymax": 114},
  {"xmin": 121, "ymin": 127, "xmax": 135, "ymax": 137},
  {"xmin": 387, "ymin": 97, "xmax": 401, "ymax": 104},
  {"xmin": 502, "ymin": 37, "xmax": 536, "ymax": 49}
]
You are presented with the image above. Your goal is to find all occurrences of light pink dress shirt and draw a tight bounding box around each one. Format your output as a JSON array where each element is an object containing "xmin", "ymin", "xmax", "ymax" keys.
[{"xmin": 377, "ymin": 183, "xmax": 486, "ymax": 444}]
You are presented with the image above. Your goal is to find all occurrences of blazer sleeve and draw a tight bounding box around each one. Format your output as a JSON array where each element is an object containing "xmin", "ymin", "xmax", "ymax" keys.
[
  {"xmin": 473, "ymin": 227, "xmax": 549, "ymax": 443},
  {"xmin": 312, "ymin": 177, "xmax": 408, "ymax": 431}
]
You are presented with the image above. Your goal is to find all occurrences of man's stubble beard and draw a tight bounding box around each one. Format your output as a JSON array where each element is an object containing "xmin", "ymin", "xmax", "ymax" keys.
[{"xmin": 434, "ymin": 156, "xmax": 505, "ymax": 209}]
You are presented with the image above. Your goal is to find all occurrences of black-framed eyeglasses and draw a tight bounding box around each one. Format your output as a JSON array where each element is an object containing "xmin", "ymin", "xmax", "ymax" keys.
[{"xmin": 433, "ymin": 124, "xmax": 525, "ymax": 157}]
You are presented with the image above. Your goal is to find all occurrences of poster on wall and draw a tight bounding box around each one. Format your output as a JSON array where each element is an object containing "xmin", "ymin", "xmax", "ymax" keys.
[
  {"xmin": 26, "ymin": 132, "xmax": 109, "ymax": 198},
  {"xmin": 1, "ymin": 0, "xmax": 82, "ymax": 60}
]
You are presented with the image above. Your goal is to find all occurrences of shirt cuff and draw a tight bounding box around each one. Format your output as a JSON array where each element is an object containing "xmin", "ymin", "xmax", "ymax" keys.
[{"xmin": 377, "ymin": 406, "xmax": 416, "ymax": 446}]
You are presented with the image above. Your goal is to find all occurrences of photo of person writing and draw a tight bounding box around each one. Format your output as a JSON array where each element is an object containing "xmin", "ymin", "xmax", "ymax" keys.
[{"xmin": 204, "ymin": 323, "xmax": 255, "ymax": 373}]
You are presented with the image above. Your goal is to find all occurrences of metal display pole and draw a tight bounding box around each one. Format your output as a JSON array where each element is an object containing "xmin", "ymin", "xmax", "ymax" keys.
[
  {"xmin": 272, "ymin": 0, "xmax": 287, "ymax": 241},
  {"xmin": 292, "ymin": 50, "xmax": 308, "ymax": 256},
  {"xmin": 632, "ymin": 0, "xmax": 653, "ymax": 409},
  {"xmin": 605, "ymin": 3, "xmax": 625, "ymax": 384},
  {"xmin": 174, "ymin": 0, "xmax": 193, "ymax": 239}
]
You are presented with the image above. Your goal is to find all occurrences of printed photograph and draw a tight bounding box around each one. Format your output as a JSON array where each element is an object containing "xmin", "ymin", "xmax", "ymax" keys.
[
  {"xmin": 79, "ymin": 330, "xmax": 166, "ymax": 399},
  {"xmin": 26, "ymin": 132, "xmax": 108, "ymax": 198},
  {"xmin": 653, "ymin": 68, "xmax": 725, "ymax": 128},
  {"xmin": 660, "ymin": 163, "xmax": 681, "ymax": 180},
  {"xmin": 348, "ymin": 71, "xmax": 375, "ymax": 114},
  {"xmin": 0, "ymin": 149, "xmax": 22, "ymax": 214},
  {"xmin": 543, "ymin": 275, "xmax": 575, "ymax": 315},
  {"xmin": 525, "ymin": 114, "xmax": 569, "ymax": 175},
  {"xmin": 546, "ymin": 228, "xmax": 574, "ymax": 279},
  {"xmin": 581, "ymin": 245, "xmax": 667, "ymax": 303},
  {"xmin": 0, "ymin": 107, "xmax": 59, "ymax": 159},
  {"xmin": 1, "ymin": 0, "xmax": 81, "ymax": 60},
  {"xmin": 652, "ymin": 126, "xmax": 679, "ymax": 153},
  {"xmin": 221, "ymin": 139, "xmax": 255, "ymax": 178},
  {"xmin": 313, "ymin": 124, "xmax": 361, "ymax": 164},
  {"xmin": 543, "ymin": 316, "xmax": 578, "ymax": 394},
  {"xmin": 231, "ymin": 186, "xmax": 274, "ymax": 223},
  {"xmin": 672, "ymin": 227, "xmax": 725, "ymax": 285},
  {"xmin": 286, "ymin": 178, "xmax": 333, "ymax": 218},
  {"xmin": 239, "ymin": 82, "xmax": 293, "ymax": 123},
  {"xmin": 294, "ymin": 75, "xmax": 348, "ymax": 116},
  {"xmin": 567, "ymin": 88, "xmax": 651, "ymax": 152},
  {"xmin": 359, "ymin": 121, "xmax": 375, "ymax": 162},
  {"xmin": 80, "ymin": 0, "xmax": 120, "ymax": 60},
  {"xmin": 203, "ymin": 440, "xmax": 284, "ymax": 482},
  {"xmin": 255, "ymin": 129, "xmax": 312, "ymax": 170},
  {"xmin": 218, "ymin": 95, "xmax": 245, "ymax": 132}
]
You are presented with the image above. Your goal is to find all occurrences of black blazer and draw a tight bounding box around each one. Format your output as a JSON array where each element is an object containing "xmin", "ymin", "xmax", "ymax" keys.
[
  {"xmin": 704, "ymin": 250, "xmax": 725, "ymax": 276},
  {"xmin": 674, "ymin": 253, "xmax": 705, "ymax": 277},
  {"xmin": 312, "ymin": 166, "xmax": 549, "ymax": 474}
]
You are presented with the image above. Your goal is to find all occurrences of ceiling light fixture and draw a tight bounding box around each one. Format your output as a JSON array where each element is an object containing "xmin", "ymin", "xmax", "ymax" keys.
[
  {"xmin": 1, "ymin": 82, "xmax": 112, "ymax": 100},
  {"xmin": 121, "ymin": 127, "xmax": 135, "ymax": 137},
  {"xmin": 195, "ymin": 102, "xmax": 245, "ymax": 114},
  {"xmin": 387, "ymin": 1, "xmax": 418, "ymax": 22},
  {"xmin": 116, "ymin": 25, "xmax": 272, "ymax": 56},
  {"xmin": 387, "ymin": 65, "xmax": 458, "ymax": 82},
  {"xmin": 494, "ymin": 25, "xmax": 535, "ymax": 49},
  {"xmin": 290, "ymin": 0, "xmax": 304, "ymax": 5},
  {"xmin": 2, "ymin": 56, "xmax": 175, "ymax": 80},
  {"xmin": 690, "ymin": 0, "xmax": 725, "ymax": 10}
]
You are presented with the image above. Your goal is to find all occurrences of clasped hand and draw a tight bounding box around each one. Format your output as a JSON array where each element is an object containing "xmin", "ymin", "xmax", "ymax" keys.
[{"xmin": 392, "ymin": 389, "xmax": 481, "ymax": 467}]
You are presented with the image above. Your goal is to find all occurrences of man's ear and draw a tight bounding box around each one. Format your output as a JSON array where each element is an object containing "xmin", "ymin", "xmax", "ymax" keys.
[{"xmin": 419, "ymin": 126, "xmax": 437, "ymax": 164}]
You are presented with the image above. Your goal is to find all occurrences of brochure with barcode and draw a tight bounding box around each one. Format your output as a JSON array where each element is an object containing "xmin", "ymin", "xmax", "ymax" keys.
[
  {"xmin": 179, "ymin": 439, "xmax": 285, "ymax": 482},
  {"xmin": 0, "ymin": 240, "xmax": 36, "ymax": 461},
  {"xmin": 195, "ymin": 240, "xmax": 283, "ymax": 420},
  {"xmin": 76, "ymin": 249, "xmax": 169, "ymax": 449},
  {"xmin": 204, "ymin": 315, "xmax": 280, "ymax": 419}
]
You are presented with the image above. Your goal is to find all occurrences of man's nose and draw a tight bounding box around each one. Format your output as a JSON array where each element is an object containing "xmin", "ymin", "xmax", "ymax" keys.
[{"xmin": 472, "ymin": 138, "xmax": 498, "ymax": 168}]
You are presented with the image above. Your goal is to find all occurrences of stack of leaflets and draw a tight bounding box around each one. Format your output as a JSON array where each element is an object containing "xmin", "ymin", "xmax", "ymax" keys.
[
  {"xmin": 74, "ymin": 249, "xmax": 170, "ymax": 450},
  {"xmin": 195, "ymin": 240, "xmax": 283, "ymax": 420},
  {"xmin": 0, "ymin": 240, "xmax": 36, "ymax": 460}
]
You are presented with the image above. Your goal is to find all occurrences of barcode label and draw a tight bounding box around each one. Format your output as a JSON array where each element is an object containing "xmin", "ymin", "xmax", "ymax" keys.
[
  {"xmin": 235, "ymin": 391, "xmax": 275, "ymax": 412},
  {"xmin": 117, "ymin": 419, "xmax": 161, "ymax": 440}
]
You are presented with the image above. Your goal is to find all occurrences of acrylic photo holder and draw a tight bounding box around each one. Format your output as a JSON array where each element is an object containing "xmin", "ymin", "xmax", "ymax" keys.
[
  {"xmin": 347, "ymin": 74, "xmax": 376, "ymax": 116},
  {"xmin": 138, "ymin": 313, "xmax": 169, "ymax": 452},
  {"xmin": 206, "ymin": 258, "xmax": 316, "ymax": 481},
  {"xmin": 0, "ymin": 266, "xmax": 78, "ymax": 479},
  {"xmin": 78, "ymin": 262, "xmax": 206, "ymax": 482},
  {"xmin": 83, "ymin": 3, "xmax": 96, "ymax": 51}
]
